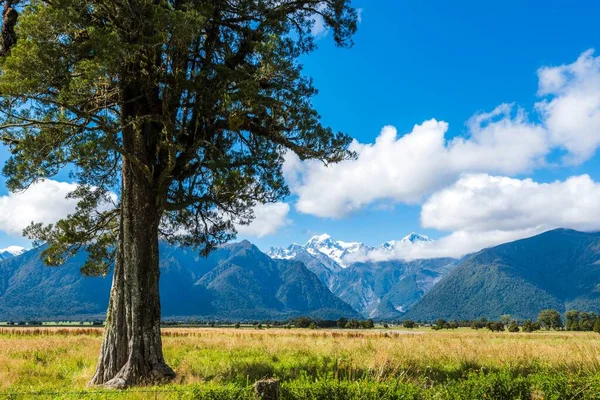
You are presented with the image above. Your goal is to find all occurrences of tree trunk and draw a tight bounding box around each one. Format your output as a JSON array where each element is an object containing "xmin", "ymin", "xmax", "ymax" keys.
[
  {"xmin": 89, "ymin": 154, "xmax": 175, "ymax": 387},
  {"xmin": 90, "ymin": 73, "xmax": 174, "ymax": 387}
]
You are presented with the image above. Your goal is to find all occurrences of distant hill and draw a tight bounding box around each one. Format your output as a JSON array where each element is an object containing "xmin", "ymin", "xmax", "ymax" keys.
[
  {"xmin": 404, "ymin": 229, "xmax": 600, "ymax": 321},
  {"xmin": 0, "ymin": 241, "xmax": 359, "ymax": 321}
]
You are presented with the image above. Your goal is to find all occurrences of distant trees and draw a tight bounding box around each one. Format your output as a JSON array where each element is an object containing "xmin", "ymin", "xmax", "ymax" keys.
[
  {"xmin": 486, "ymin": 322, "xmax": 505, "ymax": 332},
  {"xmin": 432, "ymin": 319, "xmax": 459, "ymax": 330},
  {"xmin": 295, "ymin": 317, "xmax": 313, "ymax": 328},
  {"xmin": 564, "ymin": 310, "xmax": 600, "ymax": 333},
  {"xmin": 470, "ymin": 318, "xmax": 488, "ymax": 330},
  {"xmin": 402, "ymin": 320, "xmax": 416, "ymax": 329},
  {"xmin": 522, "ymin": 320, "xmax": 541, "ymax": 333},
  {"xmin": 507, "ymin": 321, "xmax": 520, "ymax": 333},
  {"xmin": 292, "ymin": 317, "xmax": 375, "ymax": 330},
  {"xmin": 537, "ymin": 309, "xmax": 563, "ymax": 330},
  {"xmin": 594, "ymin": 318, "xmax": 600, "ymax": 334}
]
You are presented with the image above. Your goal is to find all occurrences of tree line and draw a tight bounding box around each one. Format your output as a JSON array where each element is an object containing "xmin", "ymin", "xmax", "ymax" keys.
[{"xmin": 400, "ymin": 309, "xmax": 600, "ymax": 333}]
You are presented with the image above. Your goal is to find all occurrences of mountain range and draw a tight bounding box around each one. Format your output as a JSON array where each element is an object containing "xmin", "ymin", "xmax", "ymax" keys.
[
  {"xmin": 268, "ymin": 233, "xmax": 455, "ymax": 318},
  {"xmin": 1, "ymin": 228, "xmax": 600, "ymax": 322},
  {"xmin": 404, "ymin": 229, "xmax": 600, "ymax": 321},
  {"xmin": 0, "ymin": 241, "xmax": 359, "ymax": 321}
]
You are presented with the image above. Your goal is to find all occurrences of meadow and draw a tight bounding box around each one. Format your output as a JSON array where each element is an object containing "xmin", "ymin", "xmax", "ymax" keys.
[{"xmin": 0, "ymin": 326, "xmax": 599, "ymax": 399}]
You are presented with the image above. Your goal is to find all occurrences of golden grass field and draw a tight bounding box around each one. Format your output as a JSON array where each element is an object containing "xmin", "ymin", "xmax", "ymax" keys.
[{"xmin": 1, "ymin": 326, "xmax": 599, "ymax": 398}]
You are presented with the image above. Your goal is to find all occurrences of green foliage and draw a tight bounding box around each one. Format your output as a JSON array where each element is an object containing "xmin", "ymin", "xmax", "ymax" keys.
[
  {"xmin": 522, "ymin": 320, "xmax": 541, "ymax": 333},
  {"xmin": 565, "ymin": 310, "xmax": 598, "ymax": 331},
  {"xmin": 402, "ymin": 320, "xmax": 416, "ymax": 329},
  {"xmin": 0, "ymin": 0, "xmax": 358, "ymax": 268},
  {"xmin": 507, "ymin": 321, "xmax": 520, "ymax": 333},
  {"xmin": 537, "ymin": 309, "xmax": 563, "ymax": 330},
  {"xmin": 486, "ymin": 322, "xmax": 505, "ymax": 332}
]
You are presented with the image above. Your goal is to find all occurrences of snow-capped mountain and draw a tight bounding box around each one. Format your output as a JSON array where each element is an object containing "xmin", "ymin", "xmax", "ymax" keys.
[
  {"xmin": 269, "ymin": 234, "xmax": 371, "ymax": 268},
  {"xmin": 378, "ymin": 233, "xmax": 432, "ymax": 251},
  {"xmin": 303, "ymin": 234, "xmax": 370, "ymax": 268},
  {"xmin": 0, "ymin": 246, "xmax": 27, "ymax": 260},
  {"xmin": 267, "ymin": 232, "xmax": 458, "ymax": 319},
  {"xmin": 268, "ymin": 232, "xmax": 434, "ymax": 268}
]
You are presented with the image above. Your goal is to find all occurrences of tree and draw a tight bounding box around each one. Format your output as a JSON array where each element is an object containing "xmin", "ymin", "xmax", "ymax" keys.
[
  {"xmin": 565, "ymin": 310, "xmax": 580, "ymax": 331},
  {"xmin": 0, "ymin": 0, "xmax": 358, "ymax": 387},
  {"xmin": 507, "ymin": 321, "xmax": 520, "ymax": 333},
  {"xmin": 500, "ymin": 314, "xmax": 511, "ymax": 326},
  {"xmin": 295, "ymin": 317, "xmax": 312, "ymax": 329},
  {"xmin": 486, "ymin": 321, "xmax": 505, "ymax": 332},
  {"xmin": 580, "ymin": 312, "xmax": 596, "ymax": 331},
  {"xmin": 522, "ymin": 319, "xmax": 541, "ymax": 333},
  {"xmin": 336, "ymin": 317, "xmax": 348, "ymax": 329},
  {"xmin": 402, "ymin": 320, "xmax": 416, "ymax": 329},
  {"xmin": 361, "ymin": 319, "xmax": 374, "ymax": 329},
  {"xmin": 594, "ymin": 318, "xmax": 600, "ymax": 334},
  {"xmin": 433, "ymin": 319, "xmax": 447, "ymax": 330},
  {"xmin": 537, "ymin": 309, "xmax": 563, "ymax": 330}
]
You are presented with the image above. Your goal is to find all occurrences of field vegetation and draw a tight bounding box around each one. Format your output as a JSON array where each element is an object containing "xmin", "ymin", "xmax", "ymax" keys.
[{"xmin": 0, "ymin": 326, "xmax": 599, "ymax": 399}]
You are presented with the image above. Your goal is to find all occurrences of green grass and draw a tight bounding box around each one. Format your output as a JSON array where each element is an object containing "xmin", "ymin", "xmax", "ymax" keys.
[{"xmin": 0, "ymin": 327, "xmax": 599, "ymax": 399}]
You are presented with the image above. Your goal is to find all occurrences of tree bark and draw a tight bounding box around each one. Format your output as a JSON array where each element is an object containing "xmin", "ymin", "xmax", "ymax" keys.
[
  {"xmin": 90, "ymin": 71, "xmax": 175, "ymax": 387},
  {"xmin": 89, "ymin": 154, "xmax": 175, "ymax": 387}
]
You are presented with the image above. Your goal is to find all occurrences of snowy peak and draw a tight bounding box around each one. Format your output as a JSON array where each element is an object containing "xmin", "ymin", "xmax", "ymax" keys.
[
  {"xmin": 303, "ymin": 234, "xmax": 368, "ymax": 268},
  {"xmin": 268, "ymin": 232, "xmax": 433, "ymax": 266},
  {"xmin": 266, "ymin": 243, "xmax": 305, "ymax": 260},
  {"xmin": 0, "ymin": 246, "xmax": 28, "ymax": 260},
  {"xmin": 377, "ymin": 233, "xmax": 432, "ymax": 253},
  {"xmin": 268, "ymin": 234, "xmax": 368, "ymax": 268},
  {"xmin": 401, "ymin": 233, "xmax": 432, "ymax": 244}
]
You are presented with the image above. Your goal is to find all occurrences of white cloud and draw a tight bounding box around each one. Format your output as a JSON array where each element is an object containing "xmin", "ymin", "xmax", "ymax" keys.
[
  {"xmin": 0, "ymin": 179, "xmax": 79, "ymax": 237},
  {"xmin": 421, "ymin": 174, "xmax": 600, "ymax": 233},
  {"xmin": 347, "ymin": 173, "xmax": 600, "ymax": 261},
  {"xmin": 536, "ymin": 49, "xmax": 600, "ymax": 164},
  {"xmin": 0, "ymin": 179, "xmax": 291, "ymax": 240},
  {"xmin": 285, "ymin": 50, "xmax": 600, "ymax": 218},
  {"xmin": 357, "ymin": 8, "xmax": 363, "ymax": 23},
  {"xmin": 235, "ymin": 202, "xmax": 291, "ymax": 238},
  {"xmin": 354, "ymin": 228, "xmax": 544, "ymax": 262},
  {"xmin": 287, "ymin": 107, "xmax": 547, "ymax": 218}
]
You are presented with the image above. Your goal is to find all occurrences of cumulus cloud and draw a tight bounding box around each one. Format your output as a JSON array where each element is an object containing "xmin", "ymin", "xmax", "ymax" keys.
[
  {"xmin": 536, "ymin": 49, "xmax": 600, "ymax": 164},
  {"xmin": 287, "ymin": 107, "xmax": 547, "ymax": 218},
  {"xmin": 347, "ymin": 173, "xmax": 600, "ymax": 261},
  {"xmin": 422, "ymin": 174, "xmax": 600, "ymax": 233},
  {"xmin": 0, "ymin": 179, "xmax": 291, "ymax": 240},
  {"xmin": 285, "ymin": 50, "xmax": 600, "ymax": 218},
  {"xmin": 235, "ymin": 202, "xmax": 291, "ymax": 238},
  {"xmin": 0, "ymin": 180, "xmax": 79, "ymax": 237}
]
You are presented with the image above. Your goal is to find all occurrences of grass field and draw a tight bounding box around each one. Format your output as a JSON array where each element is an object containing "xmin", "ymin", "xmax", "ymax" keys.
[{"xmin": 0, "ymin": 326, "xmax": 599, "ymax": 399}]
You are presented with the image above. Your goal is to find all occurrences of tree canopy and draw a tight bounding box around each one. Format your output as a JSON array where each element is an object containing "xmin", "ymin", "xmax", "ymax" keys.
[{"xmin": 0, "ymin": 0, "xmax": 357, "ymax": 271}]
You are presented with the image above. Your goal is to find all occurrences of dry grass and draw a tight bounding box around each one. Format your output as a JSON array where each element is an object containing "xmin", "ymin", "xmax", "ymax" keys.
[{"xmin": 0, "ymin": 327, "xmax": 599, "ymax": 391}]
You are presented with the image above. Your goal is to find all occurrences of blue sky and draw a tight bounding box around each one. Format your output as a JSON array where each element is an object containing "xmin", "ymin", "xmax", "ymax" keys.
[{"xmin": 2, "ymin": 0, "xmax": 600, "ymax": 257}]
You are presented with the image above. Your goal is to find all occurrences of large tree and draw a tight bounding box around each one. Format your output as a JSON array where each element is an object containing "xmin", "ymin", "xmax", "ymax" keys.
[{"xmin": 0, "ymin": 0, "xmax": 357, "ymax": 387}]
